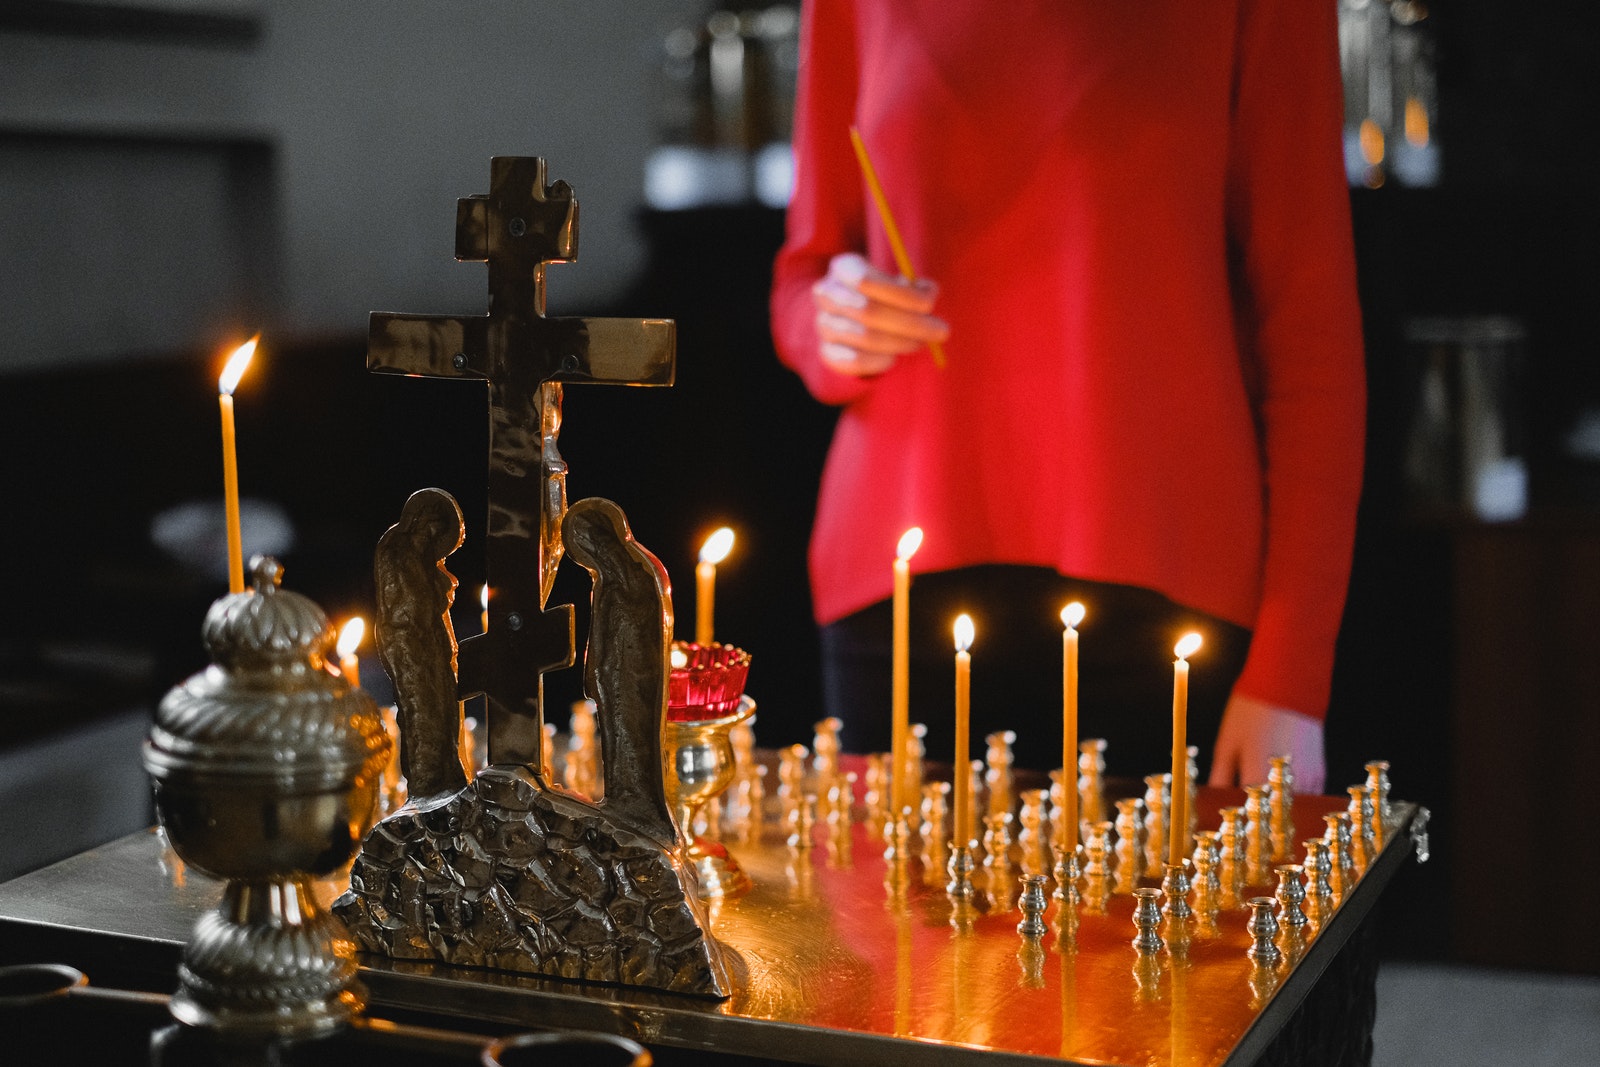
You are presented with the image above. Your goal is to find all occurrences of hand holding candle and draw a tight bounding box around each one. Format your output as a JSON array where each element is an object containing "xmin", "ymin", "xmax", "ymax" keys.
[
  {"xmin": 217, "ymin": 336, "xmax": 258, "ymax": 594},
  {"xmin": 695, "ymin": 527, "xmax": 735, "ymax": 647},
  {"xmin": 337, "ymin": 617, "xmax": 365, "ymax": 689},
  {"xmin": 952, "ymin": 613, "xmax": 975, "ymax": 848},
  {"xmin": 847, "ymin": 126, "xmax": 947, "ymax": 369},
  {"xmin": 1170, "ymin": 632, "xmax": 1203, "ymax": 865},
  {"xmin": 1060, "ymin": 602, "xmax": 1085, "ymax": 856},
  {"xmin": 891, "ymin": 527, "xmax": 923, "ymax": 816}
]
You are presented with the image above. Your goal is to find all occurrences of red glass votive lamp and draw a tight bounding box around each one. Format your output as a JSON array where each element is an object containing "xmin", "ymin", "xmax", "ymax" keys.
[{"xmin": 667, "ymin": 641, "xmax": 751, "ymax": 722}]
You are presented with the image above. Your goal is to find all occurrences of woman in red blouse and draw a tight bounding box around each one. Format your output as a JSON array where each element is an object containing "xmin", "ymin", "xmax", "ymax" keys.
[{"xmin": 771, "ymin": 0, "xmax": 1365, "ymax": 792}]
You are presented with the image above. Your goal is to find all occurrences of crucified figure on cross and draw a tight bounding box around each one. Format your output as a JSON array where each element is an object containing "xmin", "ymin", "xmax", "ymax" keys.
[{"xmin": 368, "ymin": 156, "xmax": 674, "ymax": 771}]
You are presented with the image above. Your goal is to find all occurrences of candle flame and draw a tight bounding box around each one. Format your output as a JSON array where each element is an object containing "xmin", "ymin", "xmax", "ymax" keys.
[
  {"xmin": 953, "ymin": 613, "xmax": 975, "ymax": 653},
  {"xmin": 1404, "ymin": 96, "xmax": 1430, "ymax": 147},
  {"xmin": 481, "ymin": 584, "xmax": 490, "ymax": 609},
  {"xmin": 218, "ymin": 336, "xmax": 258, "ymax": 396},
  {"xmin": 1359, "ymin": 119, "xmax": 1386, "ymax": 166},
  {"xmin": 1174, "ymin": 632, "xmax": 1203, "ymax": 661},
  {"xmin": 1060, "ymin": 601, "xmax": 1086, "ymax": 630},
  {"xmin": 896, "ymin": 526, "xmax": 924, "ymax": 562},
  {"xmin": 699, "ymin": 526, "xmax": 735, "ymax": 565},
  {"xmin": 337, "ymin": 617, "xmax": 366, "ymax": 659}
]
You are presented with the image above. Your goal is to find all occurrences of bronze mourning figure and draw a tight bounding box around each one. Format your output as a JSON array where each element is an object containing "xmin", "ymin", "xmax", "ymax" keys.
[{"xmin": 332, "ymin": 157, "xmax": 734, "ymax": 997}]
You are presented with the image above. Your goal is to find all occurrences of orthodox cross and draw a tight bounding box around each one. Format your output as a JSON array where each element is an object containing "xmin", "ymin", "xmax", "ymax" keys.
[{"xmin": 369, "ymin": 156, "xmax": 674, "ymax": 769}]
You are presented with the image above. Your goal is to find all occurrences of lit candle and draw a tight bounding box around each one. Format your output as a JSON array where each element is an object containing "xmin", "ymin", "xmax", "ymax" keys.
[
  {"xmin": 1170, "ymin": 632, "xmax": 1203, "ymax": 865},
  {"xmin": 337, "ymin": 617, "xmax": 365, "ymax": 689},
  {"xmin": 952, "ymin": 614, "xmax": 975, "ymax": 848},
  {"xmin": 480, "ymin": 584, "xmax": 490, "ymax": 634},
  {"xmin": 695, "ymin": 527, "xmax": 735, "ymax": 646},
  {"xmin": 1060, "ymin": 602, "xmax": 1085, "ymax": 855},
  {"xmin": 891, "ymin": 527, "xmax": 923, "ymax": 816},
  {"xmin": 217, "ymin": 336, "xmax": 257, "ymax": 594}
]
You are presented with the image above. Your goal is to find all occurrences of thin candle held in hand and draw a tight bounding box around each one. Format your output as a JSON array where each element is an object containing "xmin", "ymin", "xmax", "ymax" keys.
[
  {"xmin": 847, "ymin": 126, "xmax": 946, "ymax": 369},
  {"xmin": 1060, "ymin": 602, "xmax": 1085, "ymax": 855},
  {"xmin": 891, "ymin": 527, "xmax": 923, "ymax": 816},
  {"xmin": 217, "ymin": 336, "xmax": 258, "ymax": 595},
  {"xmin": 696, "ymin": 527, "xmax": 735, "ymax": 646},
  {"xmin": 952, "ymin": 613, "xmax": 975, "ymax": 848},
  {"xmin": 1170, "ymin": 632, "xmax": 1203, "ymax": 865},
  {"xmin": 337, "ymin": 617, "xmax": 365, "ymax": 690}
]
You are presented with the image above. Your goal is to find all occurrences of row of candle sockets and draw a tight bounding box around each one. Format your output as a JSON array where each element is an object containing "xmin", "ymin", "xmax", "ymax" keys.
[
  {"xmin": 768, "ymin": 727, "xmax": 1392, "ymax": 880},
  {"xmin": 728, "ymin": 729, "xmax": 1397, "ymax": 933}
]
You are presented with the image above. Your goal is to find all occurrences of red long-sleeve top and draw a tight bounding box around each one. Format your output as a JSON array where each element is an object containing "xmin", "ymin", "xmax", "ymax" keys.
[{"xmin": 771, "ymin": 0, "xmax": 1365, "ymax": 719}]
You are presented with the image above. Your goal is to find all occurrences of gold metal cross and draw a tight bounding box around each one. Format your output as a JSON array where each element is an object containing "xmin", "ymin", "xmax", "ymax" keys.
[{"xmin": 368, "ymin": 156, "xmax": 674, "ymax": 769}]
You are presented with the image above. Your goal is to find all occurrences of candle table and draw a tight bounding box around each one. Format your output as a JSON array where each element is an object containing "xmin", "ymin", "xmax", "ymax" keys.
[{"xmin": 0, "ymin": 754, "xmax": 1426, "ymax": 1067}]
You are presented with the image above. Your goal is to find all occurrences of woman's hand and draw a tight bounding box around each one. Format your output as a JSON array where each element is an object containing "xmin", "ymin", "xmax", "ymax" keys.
[
  {"xmin": 1208, "ymin": 693, "xmax": 1326, "ymax": 794},
  {"xmin": 811, "ymin": 252, "xmax": 949, "ymax": 377}
]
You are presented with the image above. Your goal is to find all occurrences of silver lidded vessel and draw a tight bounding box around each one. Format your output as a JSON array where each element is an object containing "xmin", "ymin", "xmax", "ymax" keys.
[{"xmin": 143, "ymin": 556, "xmax": 391, "ymax": 1037}]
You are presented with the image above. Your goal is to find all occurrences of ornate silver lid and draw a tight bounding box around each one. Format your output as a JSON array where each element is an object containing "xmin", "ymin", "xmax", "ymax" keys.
[
  {"xmin": 146, "ymin": 556, "xmax": 387, "ymax": 790},
  {"xmin": 202, "ymin": 555, "xmax": 332, "ymax": 672}
]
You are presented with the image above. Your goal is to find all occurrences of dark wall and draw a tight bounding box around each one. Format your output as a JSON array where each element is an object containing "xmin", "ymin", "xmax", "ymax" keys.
[
  {"xmin": 0, "ymin": 206, "xmax": 834, "ymax": 753},
  {"xmin": 1323, "ymin": 2, "xmax": 1600, "ymax": 965}
]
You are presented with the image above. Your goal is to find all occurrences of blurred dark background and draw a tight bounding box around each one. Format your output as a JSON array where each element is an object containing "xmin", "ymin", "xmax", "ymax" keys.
[{"xmin": 1, "ymin": 1, "xmax": 1597, "ymax": 979}]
